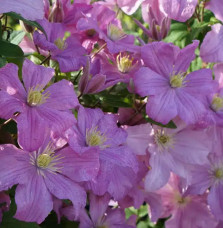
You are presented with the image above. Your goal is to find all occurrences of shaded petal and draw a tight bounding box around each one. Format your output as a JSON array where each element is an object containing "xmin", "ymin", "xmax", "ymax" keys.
[
  {"xmin": 58, "ymin": 146, "xmax": 100, "ymax": 182},
  {"xmin": 0, "ymin": 0, "xmax": 44, "ymax": 20},
  {"xmin": 42, "ymin": 79, "xmax": 79, "ymax": 110},
  {"xmin": 146, "ymin": 90, "xmax": 178, "ymax": 124},
  {"xmin": 37, "ymin": 107, "xmax": 76, "ymax": 135},
  {"xmin": 160, "ymin": 0, "xmax": 197, "ymax": 22},
  {"xmin": 0, "ymin": 92, "xmax": 24, "ymax": 119},
  {"xmin": 145, "ymin": 154, "xmax": 170, "ymax": 191},
  {"xmin": 206, "ymin": 0, "xmax": 223, "ymax": 23},
  {"xmin": 0, "ymin": 145, "xmax": 31, "ymax": 191},
  {"xmin": 134, "ymin": 67, "xmax": 169, "ymax": 96},
  {"xmin": 208, "ymin": 184, "xmax": 223, "ymax": 221},
  {"xmin": 175, "ymin": 89, "xmax": 206, "ymax": 124},
  {"xmin": 14, "ymin": 174, "xmax": 53, "ymax": 224},
  {"xmin": 185, "ymin": 69, "xmax": 217, "ymax": 95},
  {"xmin": 84, "ymin": 74, "xmax": 107, "ymax": 94},
  {"xmin": 53, "ymin": 36, "xmax": 87, "ymax": 73},
  {"xmin": 214, "ymin": 63, "xmax": 223, "ymax": 88},
  {"xmin": 117, "ymin": 0, "xmax": 144, "ymax": 15},
  {"xmin": 141, "ymin": 42, "xmax": 179, "ymax": 77},
  {"xmin": 200, "ymin": 24, "xmax": 223, "ymax": 63},
  {"xmin": 22, "ymin": 59, "xmax": 55, "ymax": 91},
  {"xmin": 0, "ymin": 63, "xmax": 26, "ymax": 101},
  {"xmin": 44, "ymin": 172, "xmax": 86, "ymax": 219},
  {"xmin": 126, "ymin": 124, "xmax": 151, "ymax": 155},
  {"xmin": 17, "ymin": 108, "xmax": 47, "ymax": 152}
]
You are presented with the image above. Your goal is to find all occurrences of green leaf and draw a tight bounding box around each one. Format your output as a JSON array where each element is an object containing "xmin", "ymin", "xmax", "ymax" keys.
[
  {"xmin": 0, "ymin": 40, "xmax": 24, "ymax": 58},
  {"xmin": 99, "ymin": 94, "xmax": 133, "ymax": 108},
  {"xmin": 0, "ymin": 57, "xmax": 7, "ymax": 68},
  {"xmin": 5, "ymin": 12, "xmax": 47, "ymax": 38},
  {"xmin": 9, "ymin": 31, "xmax": 26, "ymax": 45}
]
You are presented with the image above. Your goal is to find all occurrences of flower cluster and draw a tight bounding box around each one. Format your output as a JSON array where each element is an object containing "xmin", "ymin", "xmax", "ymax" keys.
[{"xmin": 0, "ymin": 0, "xmax": 223, "ymax": 228}]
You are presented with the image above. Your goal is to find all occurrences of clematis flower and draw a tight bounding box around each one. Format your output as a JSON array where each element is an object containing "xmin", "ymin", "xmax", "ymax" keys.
[
  {"xmin": 0, "ymin": 192, "xmax": 10, "ymax": 223},
  {"xmin": 0, "ymin": 60, "xmax": 78, "ymax": 151},
  {"xmin": 134, "ymin": 0, "xmax": 171, "ymax": 41},
  {"xmin": 159, "ymin": 0, "xmax": 197, "ymax": 22},
  {"xmin": 200, "ymin": 24, "xmax": 223, "ymax": 63},
  {"xmin": 134, "ymin": 40, "xmax": 217, "ymax": 124},
  {"xmin": 0, "ymin": 139, "xmax": 100, "ymax": 224},
  {"xmin": 33, "ymin": 19, "xmax": 87, "ymax": 72},
  {"xmin": 158, "ymin": 174, "xmax": 217, "ymax": 228},
  {"xmin": 66, "ymin": 107, "xmax": 138, "ymax": 199},
  {"xmin": 63, "ymin": 193, "xmax": 136, "ymax": 228},
  {"xmin": 206, "ymin": 0, "xmax": 223, "ymax": 23},
  {"xmin": 126, "ymin": 121, "xmax": 211, "ymax": 191},
  {"xmin": 0, "ymin": 0, "xmax": 44, "ymax": 21},
  {"xmin": 188, "ymin": 149, "xmax": 223, "ymax": 221}
]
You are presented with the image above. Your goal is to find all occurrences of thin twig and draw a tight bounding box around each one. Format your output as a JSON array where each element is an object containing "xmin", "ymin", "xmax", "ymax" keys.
[
  {"xmin": 40, "ymin": 54, "xmax": 51, "ymax": 65},
  {"xmin": 91, "ymin": 43, "xmax": 107, "ymax": 59}
]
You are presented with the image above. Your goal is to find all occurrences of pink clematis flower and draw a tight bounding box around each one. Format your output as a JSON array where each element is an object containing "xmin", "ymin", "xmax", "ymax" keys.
[
  {"xmin": 0, "ymin": 0, "xmax": 44, "ymax": 21},
  {"xmin": 0, "ymin": 140, "xmax": 100, "ymax": 224},
  {"xmin": 134, "ymin": 40, "xmax": 217, "ymax": 124},
  {"xmin": 158, "ymin": 174, "xmax": 217, "ymax": 228},
  {"xmin": 0, "ymin": 60, "xmax": 78, "ymax": 151},
  {"xmin": 126, "ymin": 121, "xmax": 211, "ymax": 191}
]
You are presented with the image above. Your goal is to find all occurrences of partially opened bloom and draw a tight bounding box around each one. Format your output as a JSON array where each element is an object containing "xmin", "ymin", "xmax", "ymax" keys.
[
  {"xmin": 159, "ymin": 0, "xmax": 197, "ymax": 22},
  {"xmin": 33, "ymin": 19, "xmax": 87, "ymax": 72},
  {"xmin": 126, "ymin": 121, "xmax": 211, "ymax": 191},
  {"xmin": 158, "ymin": 174, "xmax": 217, "ymax": 228},
  {"xmin": 0, "ymin": 140, "xmax": 100, "ymax": 223},
  {"xmin": 66, "ymin": 107, "xmax": 138, "ymax": 199},
  {"xmin": 200, "ymin": 24, "xmax": 223, "ymax": 63},
  {"xmin": 0, "ymin": 0, "xmax": 44, "ymax": 21},
  {"xmin": 134, "ymin": 41, "xmax": 217, "ymax": 124},
  {"xmin": 0, "ymin": 60, "xmax": 78, "ymax": 151}
]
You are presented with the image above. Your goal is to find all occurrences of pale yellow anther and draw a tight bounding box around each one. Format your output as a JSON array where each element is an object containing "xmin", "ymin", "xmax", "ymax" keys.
[
  {"xmin": 54, "ymin": 37, "xmax": 67, "ymax": 50},
  {"xmin": 170, "ymin": 74, "xmax": 183, "ymax": 88},
  {"xmin": 211, "ymin": 96, "xmax": 223, "ymax": 112},
  {"xmin": 116, "ymin": 54, "xmax": 133, "ymax": 73},
  {"xmin": 154, "ymin": 130, "xmax": 174, "ymax": 151},
  {"xmin": 37, "ymin": 154, "xmax": 52, "ymax": 169},
  {"xmin": 107, "ymin": 24, "xmax": 125, "ymax": 41},
  {"xmin": 214, "ymin": 168, "xmax": 223, "ymax": 179},
  {"xmin": 86, "ymin": 126, "xmax": 107, "ymax": 147},
  {"xmin": 174, "ymin": 193, "xmax": 191, "ymax": 207}
]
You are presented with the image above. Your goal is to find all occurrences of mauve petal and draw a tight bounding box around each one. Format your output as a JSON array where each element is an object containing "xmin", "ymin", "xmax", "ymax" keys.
[
  {"xmin": 17, "ymin": 108, "xmax": 47, "ymax": 152},
  {"xmin": 126, "ymin": 124, "xmax": 151, "ymax": 155},
  {"xmin": 53, "ymin": 36, "xmax": 87, "ymax": 72},
  {"xmin": 14, "ymin": 174, "xmax": 53, "ymax": 224},
  {"xmin": 58, "ymin": 146, "xmax": 100, "ymax": 182},
  {"xmin": 145, "ymin": 154, "xmax": 170, "ymax": 191},
  {"xmin": 37, "ymin": 107, "xmax": 76, "ymax": 135},
  {"xmin": 174, "ymin": 40, "xmax": 199, "ymax": 73},
  {"xmin": 0, "ymin": 63, "xmax": 26, "ymax": 100},
  {"xmin": 141, "ymin": 42, "xmax": 179, "ymax": 77},
  {"xmin": 172, "ymin": 129, "xmax": 210, "ymax": 165},
  {"xmin": 175, "ymin": 89, "xmax": 206, "ymax": 124},
  {"xmin": 206, "ymin": 0, "xmax": 223, "ymax": 23},
  {"xmin": 42, "ymin": 79, "xmax": 79, "ymax": 110},
  {"xmin": 134, "ymin": 67, "xmax": 169, "ymax": 97},
  {"xmin": 214, "ymin": 63, "xmax": 223, "ymax": 88},
  {"xmin": 89, "ymin": 193, "xmax": 110, "ymax": 224},
  {"xmin": 22, "ymin": 59, "xmax": 55, "ymax": 91},
  {"xmin": 200, "ymin": 24, "xmax": 223, "ymax": 63},
  {"xmin": 44, "ymin": 172, "xmax": 86, "ymax": 218},
  {"xmin": 0, "ymin": 145, "xmax": 31, "ymax": 191},
  {"xmin": 0, "ymin": 0, "xmax": 44, "ymax": 20},
  {"xmin": 185, "ymin": 69, "xmax": 217, "ymax": 95},
  {"xmin": 85, "ymin": 74, "xmax": 106, "ymax": 94},
  {"xmin": 208, "ymin": 184, "xmax": 223, "ymax": 221},
  {"xmin": 146, "ymin": 90, "xmax": 178, "ymax": 124},
  {"xmin": 160, "ymin": 0, "xmax": 197, "ymax": 22},
  {"xmin": 117, "ymin": 0, "xmax": 144, "ymax": 15},
  {"xmin": 0, "ymin": 92, "xmax": 24, "ymax": 119}
]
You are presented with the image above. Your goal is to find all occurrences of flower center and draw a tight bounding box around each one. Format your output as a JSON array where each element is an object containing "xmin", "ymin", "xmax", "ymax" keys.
[
  {"xmin": 154, "ymin": 130, "xmax": 173, "ymax": 151},
  {"xmin": 27, "ymin": 86, "xmax": 49, "ymax": 107},
  {"xmin": 214, "ymin": 168, "xmax": 223, "ymax": 179},
  {"xmin": 37, "ymin": 154, "xmax": 52, "ymax": 168},
  {"xmin": 86, "ymin": 126, "xmax": 107, "ymax": 147},
  {"xmin": 170, "ymin": 74, "xmax": 184, "ymax": 88},
  {"xmin": 211, "ymin": 96, "xmax": 223, "ymax": 112},
  {"xmin": 54, "ymin": 37, "xmax": 67, "ymax": 50},
  {"xmin": 116, "ymin": 53, "xmax": 133, "ymax": 73},
  {"xmin": 174, "ymin": 193, "xmax": 191, "ymax": 207},
  {"xmin": 107, "ymin": 23, "xmax": 125, "ymax": 41}
]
